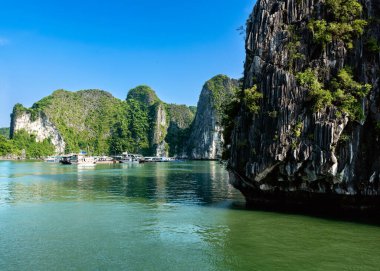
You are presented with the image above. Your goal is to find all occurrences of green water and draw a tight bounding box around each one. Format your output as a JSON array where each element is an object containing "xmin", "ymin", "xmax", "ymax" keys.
[{"xmin": 0, "ymin": 161, "xmax": 379, "ymax": 271}]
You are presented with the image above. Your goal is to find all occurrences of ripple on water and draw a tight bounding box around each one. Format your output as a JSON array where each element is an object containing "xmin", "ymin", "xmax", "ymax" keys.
[{"xmin": 1, "ymin": 161, "xmax": 379, "ymax": 271}]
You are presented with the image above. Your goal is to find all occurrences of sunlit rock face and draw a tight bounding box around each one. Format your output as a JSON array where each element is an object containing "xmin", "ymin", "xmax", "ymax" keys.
[
  {"xmin": 10, "ymin": 111, "xmax": 66, "ymax": 154},
  {"xmin": 9, "ymin": 88, "xmax": 197, "ymax": 158},
  {"xmin": 228, "ymin": 0, "xmax": 380, "ymax": 210},
  {"xmin": 188, "ymin": 75, "xmax": 238, "ymax": 159},
  {"xmin": 152, "ymin": 103, "xmax": 169, "ymax": 157}
]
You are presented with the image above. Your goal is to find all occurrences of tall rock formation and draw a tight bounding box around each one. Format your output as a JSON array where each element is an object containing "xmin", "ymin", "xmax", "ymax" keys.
[
  {"xmin": 10, "ymin": 90, "xmax": 128, "ymax": 155},
  {"xmin": 10, "ymin": 87, "xmax": 196, "ymax": 157},
  {"xmin": 166, "ymin": 104, "xmax": 196, "ymax": 157},
  {"xmin": 228, "ymin": 0, "xmax": 380, "ymax": 211},
  {"xmin": 126, "ymin": 85, "xmax": 195, "ymax": 157},
  {"xmin": 151, "ymin": 103, "xmax": 169, "ymax": 156},
  {"xmin": 188, "ymin": 75, "xmax": 239, "ymax": 159}
]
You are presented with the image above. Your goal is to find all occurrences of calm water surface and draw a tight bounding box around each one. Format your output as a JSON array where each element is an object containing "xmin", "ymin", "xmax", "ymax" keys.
[{"xmin": 0, "ymin": 161, "xmax": 379, "ymax": 271}]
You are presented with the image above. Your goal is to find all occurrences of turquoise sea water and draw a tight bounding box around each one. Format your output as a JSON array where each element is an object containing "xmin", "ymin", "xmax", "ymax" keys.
[{"xmin": 0, "ymin": 161, "xmax": 379, "ymax": 271}]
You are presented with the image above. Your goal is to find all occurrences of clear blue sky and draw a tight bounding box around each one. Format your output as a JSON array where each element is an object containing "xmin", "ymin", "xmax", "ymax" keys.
[{"xmin": 0, "ymin": 0, "xmax": 256, "ymax": 127}]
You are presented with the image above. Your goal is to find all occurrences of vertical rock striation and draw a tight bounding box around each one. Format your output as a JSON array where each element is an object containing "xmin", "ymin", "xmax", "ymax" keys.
[
  {"xmin": 188, "ymin": 75, "xmax": 239, "ymax": 159},
  {"xmin": 228, "ymin": 0, "xmax": 380, "ymax": 211},
  {"xmin": 165, "ymin": 104, "xmax": 196, "ymax": 157},
  {"xmin": 151, "ymin": 102, "xmax": 169, "ymax": 157},
  {"xmin": 127, "ymin": 85, "xmax": 196, "ymax": 157}
]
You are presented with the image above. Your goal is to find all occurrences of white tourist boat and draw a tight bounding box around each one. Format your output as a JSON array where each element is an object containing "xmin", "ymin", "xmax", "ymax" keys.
[
  {"xmin": 140, "ymin": 156, "xmax": 175, "ymax": 163},
  {"xmin": 94, "ymin": 156, "xmax": 115, "ymax": 164},
  {"xmin": 44, "ymin": 156, "xmax": 61, "ymax": 163},
  {"xmin": 60, "ymin": 154, "xmax": 96, "ymax": 165},
  {"xmin": 117, "ymin": 152, "xmax": 143, "ymax": 163}
]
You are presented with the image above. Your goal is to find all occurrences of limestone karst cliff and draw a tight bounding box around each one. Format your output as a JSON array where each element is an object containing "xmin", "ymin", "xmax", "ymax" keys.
[
  {"xmin": 126, "ymin": 85, "xmax": 196, "ymax": 157},
  {"xmin": 10, "ymin": 87, "xmax": 196, "ymax": 157},
  {"xmin": 9, "ymin": 75, "xmax": 237, "ymax": 159},
  {"xmin": 188, "ymin": 75, "xmax": 239, "ymax": 159},
  {"xmin": 228, "ymin": 0, "xmax": 380, "ymax": 210},
  {"xmin": 11, "ymin": 90, "xmax": 129, "ymax": 155},
  {"xmin": 10, "ymin": 106, "xmax": 65, "ymax": 153}
]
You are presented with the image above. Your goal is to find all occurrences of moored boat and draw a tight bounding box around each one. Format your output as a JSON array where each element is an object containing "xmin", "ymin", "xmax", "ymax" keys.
[
  {"xmin": 44, "ymin": 156, "xmax": 61, "ymax": 163},
  {"xmin": 59, "ymin": 154, "xmax": 96, "ymax": 165},
  {"xmin": 114, "ymin": 152, "xmax": 143, "ymax": 163},
  {"xmin": 60, "ymin": 156, "xmax": 72, "ymax": 165},
  {"xmin": 139, "ymin": 156, "xmax": 176, "ymax": 163},
  {"xmin": 95, "ymin": 156, "xmax": 116, "ymax": 164},
  {"xmin": 70, "ymin": 154, "xmax": 96, "ymax": 165}
]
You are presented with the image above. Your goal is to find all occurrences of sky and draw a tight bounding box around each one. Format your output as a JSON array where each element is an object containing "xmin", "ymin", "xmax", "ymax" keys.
[{"xmin": 0, "ymin": 0, "xmax": 256, "ymax": 127}]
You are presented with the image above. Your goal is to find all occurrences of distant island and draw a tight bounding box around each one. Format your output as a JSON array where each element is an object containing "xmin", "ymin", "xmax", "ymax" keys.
[{"xmin": 0, "ymin": 75, "xmax": 238, "ymax": 160}]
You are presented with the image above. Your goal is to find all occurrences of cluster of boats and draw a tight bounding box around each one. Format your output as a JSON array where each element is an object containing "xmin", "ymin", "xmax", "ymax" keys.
[{"xmin": 44, "ymin": 152, "xmax": 177, "ymax": 165}]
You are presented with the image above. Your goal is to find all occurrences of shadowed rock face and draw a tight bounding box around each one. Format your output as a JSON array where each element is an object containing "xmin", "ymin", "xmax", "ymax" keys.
[
  {"xmin": 228, "ymin": 0, "xmax": 380, "ymax": 211},
  {"xmin": 151, "ymin": 102, "xmax": 169, "ymax": 157},
  {"xmin": 188, "ymin": 75, "xmax": 238, "ymax": 159}
]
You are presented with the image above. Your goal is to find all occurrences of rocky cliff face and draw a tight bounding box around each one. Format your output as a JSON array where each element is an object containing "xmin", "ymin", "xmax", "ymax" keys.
[
  {"xmin": 165, "ymin": 104, "xmax": 196, "ymax": 157},
  {"xmin": 10, "ymin": 90, "xmax": 128, "ymax": 155},
  {"xmin": 127, "ymin": 85, "xmax": 195, "ymax": 157},
  {"xmin": 188, "ymin": 75, "xmax": 238, "ymax": 159},
  {"xmin": 10, "ymin": 109, "xmax": 65, "ymax": 153},
  {"xmin": 228, "ymin": 0, "xmax": 380, "ymax": 210},
  {"xmin": 10, "ymin": 87, "xmax": 196, "ymax": 157},
  {"xmin": 151, "ymin": 103, "xmax": 169, "ymax": 157}
]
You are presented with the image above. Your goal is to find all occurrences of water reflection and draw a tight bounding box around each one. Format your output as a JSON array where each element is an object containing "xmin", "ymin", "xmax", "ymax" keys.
[
  {"xmin": 1, "ymin": 162, "xmax": 379, "ymax": 271},
  {"xmin": 0, "ymin": 161, "xmax": 244, "ymax": 206}
]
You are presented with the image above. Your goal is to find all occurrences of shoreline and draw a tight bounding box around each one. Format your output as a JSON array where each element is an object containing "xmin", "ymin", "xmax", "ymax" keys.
[{"xmin": 0, "ymin": 157, "xmax": 44, "ymax": 161}]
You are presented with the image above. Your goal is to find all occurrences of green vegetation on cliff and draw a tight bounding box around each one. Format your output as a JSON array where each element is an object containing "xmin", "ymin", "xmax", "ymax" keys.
[
  {"xmin": 12, "ymin": 130, "xmax": 55, "ymax": 158},
  {"xmin": 166, "ymin": 104, "xmax": 195, "ymax": 128},
  {"xmin": 10, "ymin": 85, "xmax": 196, "ymax": 158},
  {"xmin": 307, "ymin": 0, "xmax": 367, "ymax": 49},
  {"xmin": 222, "ymin": 90, "xmax": 242, "ymax": 160},
  {"xmin": 126, "ymin": 85, "xmax": 160, "ymax": 106},
  {"xmin": 108, "ymin": 98, "xmax": 150, "ymax": 155},
  {"xmin": 12, "ymin": 89, "xmax": 151, "ymax": 155},
  {"xmin": 28, "ymin": 89, "xmax": 127, "ymax": 154},
  {"xmin": 109, "ymin": 86, "xmax": 195, "ymax": 156},
  {"xmin": 296, "ymin": 69, "xmax": 333, "ymax": 111},
  {"xmin": 243, "ymin": 86, "xmax": 263, "ymax": 115},
  {"xmin": 0, "ymin": 136, "xmax": 16, "ymax": 156},
  {"xmin": 205, "ymin": 75, "xmax": 238, "ymax": 118},
  {"xmin": 366, "ymin": 36, "xmax": 380, "ymax": 53},
  {"xmin": 165, "ymin": 104, "xmax": 195, "ymax": 156},
  {"xmin": 285, "ymin": 25, "xmax": 305, "ymax": 72},
  {"xmin": 186, "ymin": 74, "xmax": 239, "ymax": 160},
  {"xmin": 221, "ymin": 81, "xmax": 263, "ymax": 160},
  {"xmin": 0, "ymin": 130, "xmax": 55, "ymax": 158},
  {"xmin": 297, "ymin": 67, "xmax": 371, "ymax": 121},
  {"xmin": 0, "ymin": 128, "xmax": 10, "ymax": 139}
]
